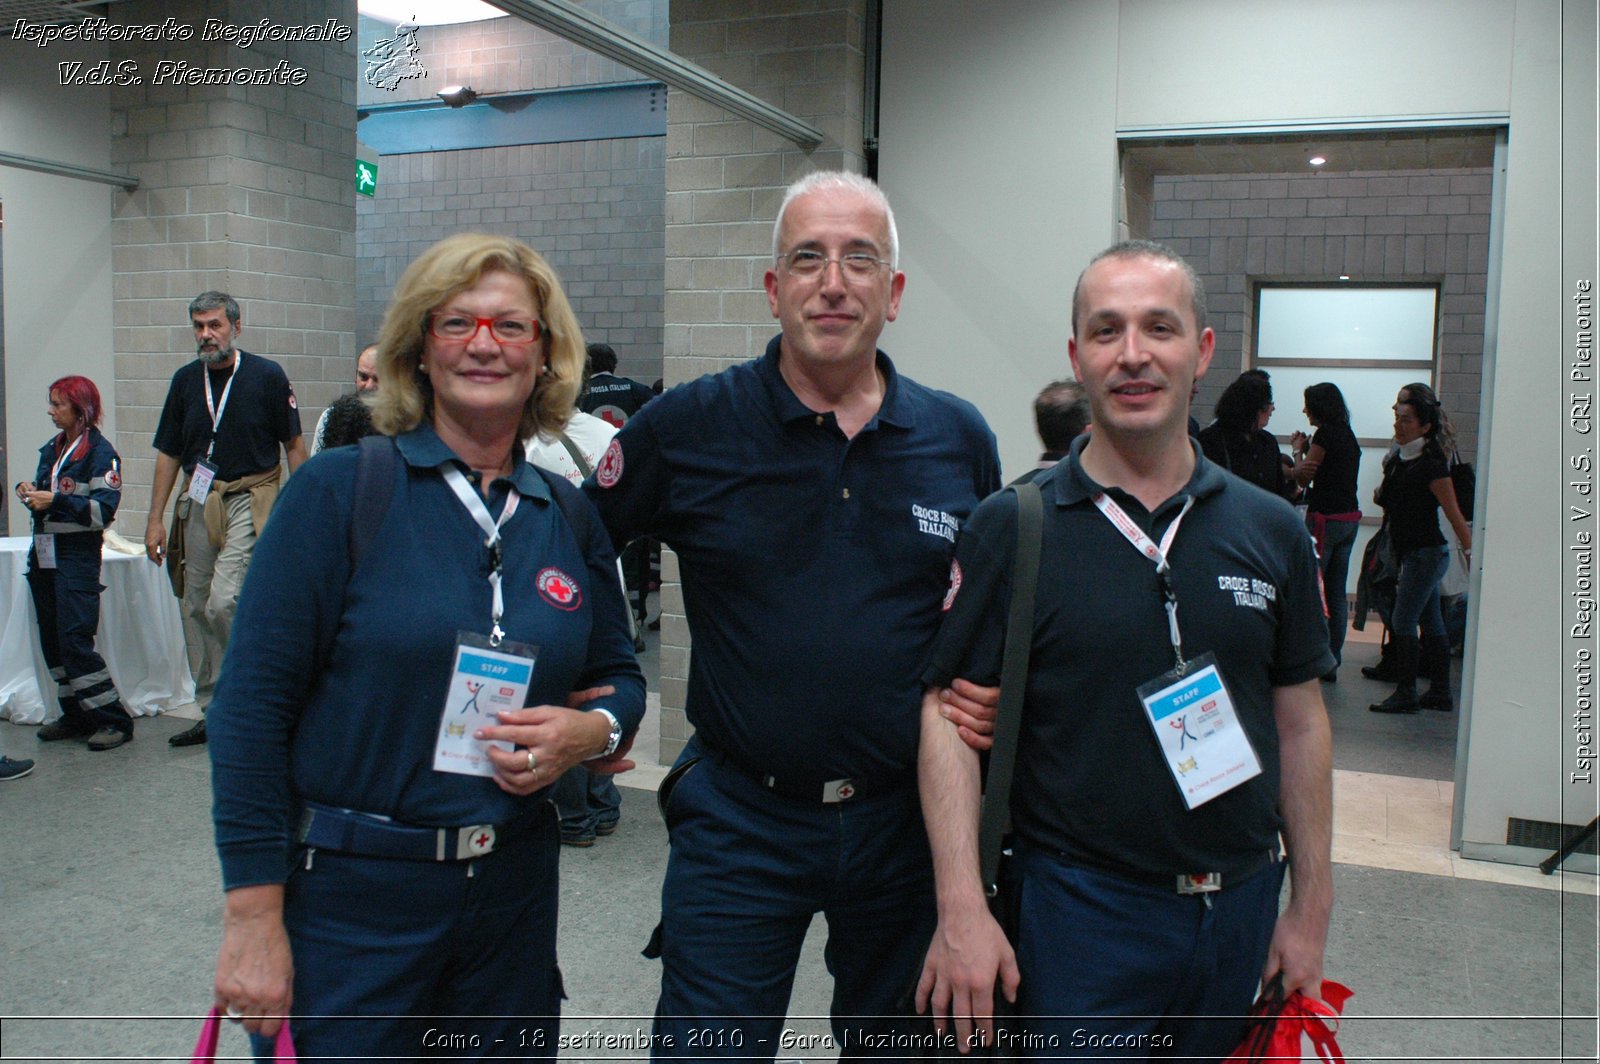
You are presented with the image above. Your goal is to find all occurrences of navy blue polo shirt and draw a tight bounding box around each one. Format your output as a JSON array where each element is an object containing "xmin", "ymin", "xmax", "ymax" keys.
[
  {"xmin": 580, "ymin": 372, "xmax": 656, "ymax": 426},
  {"xmin": 924, "ymin": 436, "xmax": 1331, "ymax": 875},
  {"xmin": 586, "ymin": 335, "xmax": 1000, "ymax": 781},
  {"xmin": 210, "ymin": 423, "xmax": 645, "ymax": 890},
  {"xmin": 153, "ymin": 350, "xmax": 301, "ymax": 479}
]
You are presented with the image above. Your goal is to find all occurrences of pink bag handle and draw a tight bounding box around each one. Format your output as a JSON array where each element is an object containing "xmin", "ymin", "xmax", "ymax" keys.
[{"xmin": 190, "ymin": 1007, "xmax": 297, "ymax": 1062}]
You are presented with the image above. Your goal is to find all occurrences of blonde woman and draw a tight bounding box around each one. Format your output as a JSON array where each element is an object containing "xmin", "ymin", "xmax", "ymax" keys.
[{"xmin": 207, "ymin": 234, "xmax": 643, "ymax": 1056}]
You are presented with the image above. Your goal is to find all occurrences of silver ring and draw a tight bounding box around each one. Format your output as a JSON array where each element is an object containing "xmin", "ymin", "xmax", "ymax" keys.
[
  {"xmin": 225, "ymin": 1005, "xmax": 243, "ymax": 1020},
  {"xmin": 526, "ymin": 749, "xmax": 538, "ymax": 772}
]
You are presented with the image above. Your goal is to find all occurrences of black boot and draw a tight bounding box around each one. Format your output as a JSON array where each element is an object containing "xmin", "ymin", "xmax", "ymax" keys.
[
  {"xmin": 169, "ymin": 718, "xmax": 208, "ymax": 747},
  {"xmin": 1361, "ymin": 633, "xmax": 1400, "ymax": 682},
  {"xmin": 1419, "ymin": 634, "xmax": 1454, "ymax": 711},
  {"xmin": 1369, "ymin": 636, "xmax": 1420, "ymax": 714},
  {"xmin": 38, "ymin": 690, "xmax": 93, "ymax": 741}
]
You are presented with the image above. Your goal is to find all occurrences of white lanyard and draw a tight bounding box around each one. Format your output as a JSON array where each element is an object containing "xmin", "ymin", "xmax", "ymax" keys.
[
  {"xmin": 202, "ymin": 353, "xmax": 242, "ymax": 462},
  {"xmin": 50, "ymin": 434, "xmax": 82, "ymax": 491},
  {"xmin": 1092, "ymin": 491, "xmax": 1196, "ymax": 674},
  {"xmin": 441, "ymin": 464, "xmax": 522, "ymax": 646}
]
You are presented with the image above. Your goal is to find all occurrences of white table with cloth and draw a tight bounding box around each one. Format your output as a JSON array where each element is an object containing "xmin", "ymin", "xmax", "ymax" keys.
[{"xmin": 0, "ymin": 533, "xmax": 195, "ymax": 723}]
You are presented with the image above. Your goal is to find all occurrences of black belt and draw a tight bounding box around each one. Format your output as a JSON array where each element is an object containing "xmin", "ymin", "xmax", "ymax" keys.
[
  {"xmin": 699, "ymin": 741, "xmax": 911, "ymax": 804},
  {"xmin": 296, "ymin": 802, "xmax": 539, "ymax": 862},
  {"xmin": 1050, "ymin": 843, "xmax": 1280, "ymax": 894}
]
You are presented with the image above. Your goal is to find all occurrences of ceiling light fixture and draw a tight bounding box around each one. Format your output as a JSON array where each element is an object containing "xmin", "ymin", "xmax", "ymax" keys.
[
  {"xmin": 1308, "ymin": 155, "xmax": 1327, "ymax": 167},
  {"xmin": 437, "ymin": 85, "xmax": 479, "ymax": 107}
]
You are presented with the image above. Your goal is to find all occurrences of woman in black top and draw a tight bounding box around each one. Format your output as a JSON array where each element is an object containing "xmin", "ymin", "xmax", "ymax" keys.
[
  {"xmin": 1197, "ymin": 372, "xmax": 1286, "ymax": 497},
  {"xmin": 1290, "ymin": 383, "xmax": 1362, "ymax": 680},
  {"xmin": 1368, "ymin": 389, "xmax": 1472, "ymax": 713}
]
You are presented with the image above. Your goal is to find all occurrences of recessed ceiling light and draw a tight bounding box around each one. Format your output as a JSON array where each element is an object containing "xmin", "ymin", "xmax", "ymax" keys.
[
  {"xmin": 1308, "ymin": 155, "xmax": 1327, "ymax": 167},
  {"xmin": 1338, "ymin": 275, "xmax": 1351, "ymax": 281}
]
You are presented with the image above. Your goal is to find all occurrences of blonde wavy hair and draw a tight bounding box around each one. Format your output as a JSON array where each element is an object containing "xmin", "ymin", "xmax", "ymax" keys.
[{"xmin": 369, "ymin": 233, "xmax": 584, "ymax": 442}]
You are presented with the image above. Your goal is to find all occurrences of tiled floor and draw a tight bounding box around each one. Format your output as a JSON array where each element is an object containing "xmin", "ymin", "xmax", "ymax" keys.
[{"xmin": 1332, "ymin": 767, "xmax": 1598, "ymax": 894}]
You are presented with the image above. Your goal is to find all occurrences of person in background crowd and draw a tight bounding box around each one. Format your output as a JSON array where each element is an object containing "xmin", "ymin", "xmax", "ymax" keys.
[
  {"xmin": 586, "ymin": 170, "xmax": 1001, "ymax": 1059},
  {"xmin": 1395, "ymin": 383, "xmax": 1471, "ymax": 657},
  {"xmin": 16, "ymin": 376, "xmax": 135, "ymax": 752},
  {"xmin": 578, "ymin": 342, "xmax": 655, "ymax": 430},
  {"xmin": 311, "ymin": 343, "xmax": 380, "ymax": 454},
  {"xmin": 919, "ymin": 241, "xmax": 1333, "ymax": 1058},
  {"xmin": 1011, "ymin": 378, "xmax": 1090, "ymax": 484},
  {"xmin": 1290, "ymin": 382, "xmax": 1362, "ymax": 682},
  {"xmin": 527, "ymin": 361, "xmax": 632, "ymax": 846},
  {"xmin": 1197, "ymin": 371, "xmax": 1287, "ymax": 497},
  {"xmin": 1368, "ymin": 387, "xmax": 1471, "ymax": 714},
  {"xmin": 1279, "ymin": 453, "xmax": 1303, "ymax": 505},
  {"xmin": 206, "ymin": 233, "xmax": 644, "ymax": 1056},
  {"xmin": 315, "ymin": 392, "xmax": 380, "ymax": 452},
  {"xmin": 578, "ymin": 342, "xmax": 656, "ymax": 631},
  {"xmin": 145, "ymin": 291, "xmax": 306, "ymax": 747}
]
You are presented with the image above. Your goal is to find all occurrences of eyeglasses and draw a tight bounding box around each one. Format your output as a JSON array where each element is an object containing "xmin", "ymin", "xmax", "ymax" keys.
[
  {"xmin": 427, "ymin": 315, "xmax": 544, "ymax": 345},
  {"xmin": 779, "ymin": 249, "xmax": 892, "ymax": 281}
]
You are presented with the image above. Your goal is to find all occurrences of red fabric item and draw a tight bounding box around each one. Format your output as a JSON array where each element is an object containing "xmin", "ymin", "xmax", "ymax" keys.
[
  {"xmin": 1224, "ymin": 980, "xmax": 1353, "ymax": 1063},
  {"xmin": 190, "ymin": 1007, "xmax": 296, "ymax": 1062}
]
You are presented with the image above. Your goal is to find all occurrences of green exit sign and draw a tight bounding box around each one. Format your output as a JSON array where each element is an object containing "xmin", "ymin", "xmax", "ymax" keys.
[{"xmin": 356, "ymin": 159, "xmax": 378, "ymax": 197}]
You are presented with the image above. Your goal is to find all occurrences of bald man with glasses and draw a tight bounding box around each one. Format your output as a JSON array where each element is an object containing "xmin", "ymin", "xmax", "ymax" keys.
[{"xmin": 586, "ymin": 171, "xmax": 1001, "ymax": 1060}]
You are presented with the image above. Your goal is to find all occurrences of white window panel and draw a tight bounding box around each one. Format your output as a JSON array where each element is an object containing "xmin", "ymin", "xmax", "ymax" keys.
[{"xmin": 1258, "ymin": 287, "xmax": 1438, "ymax": 362}]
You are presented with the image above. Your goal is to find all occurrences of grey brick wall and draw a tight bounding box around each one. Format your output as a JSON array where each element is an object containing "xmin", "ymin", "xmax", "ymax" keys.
[
  {"xmin": 1149, "ymin": 167, "xmax": 1490, "ymax": 460},
  {"xmin": 355, "ymin": 138, "xmax": 665, "ymax": 382},
  {"xmin": 109, "ymin": 0, "xmax": 358, "ymax": 521},
  {"xmin": 657, "ymin": 0, "xmax": 869, "ymax": 762},
  {"xmin": 354, "ymin": 7, "xmax": 667, "ymax": 385}
]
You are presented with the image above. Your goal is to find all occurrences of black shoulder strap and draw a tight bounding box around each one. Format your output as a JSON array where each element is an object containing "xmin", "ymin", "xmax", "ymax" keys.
[
  {"xmin": 533, "ymin": 465, "xmax": 596, "ymax": 549},
  {"xmin": 350, "ymin": 434, "xmax": 398, "ymax": 571},
  {"xmin": 978, "ymin": 479, "xmax": 1043, "ymax": 893},
  {"xmin": 555, "ymin": 431, "xmax": 594, "ymax": 479}
]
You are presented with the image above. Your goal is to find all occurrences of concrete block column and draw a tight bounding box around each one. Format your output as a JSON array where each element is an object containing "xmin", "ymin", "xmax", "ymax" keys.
[
  {"xmin": 657, "ymin": 0, "xmax": 868, "ymax": 762},
  {"xmin": 108, "ymin": 0, "xmax": 358, "ymax": 520}
]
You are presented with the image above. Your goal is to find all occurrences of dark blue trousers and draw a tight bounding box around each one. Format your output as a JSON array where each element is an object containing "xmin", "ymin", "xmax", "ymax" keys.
[
  {"xmin": 651, "ymin": 739, "xmax": 935, "ymax": 1061},
  {"xmin": 259, "ymin": 801, "xmax": 563, "ymax": 1062},
  {"xmin": 1013, "ymin": 846, "xmax": 1285, "ymax": 1062},
  {"xmin": 551, "ymin": 764, "xmax": 621, "ymax": 839},
  {"xmin": 26, "ymin": 537, "xmax": 130, "ymax": 735}
]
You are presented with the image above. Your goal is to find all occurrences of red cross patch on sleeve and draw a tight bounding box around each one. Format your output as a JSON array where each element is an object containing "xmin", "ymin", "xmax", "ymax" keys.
[
  {"xmin": 941, "ymin": 559, "xmax": 963, "ymax": 612},
  {"xmin": 595, "ymin": 438, "xmax": 624, "ymax": 489}
]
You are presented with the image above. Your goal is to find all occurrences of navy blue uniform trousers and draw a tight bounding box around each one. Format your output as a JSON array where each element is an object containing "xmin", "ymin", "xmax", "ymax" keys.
[
  {"xmin": 1013, "ymin": 845, "xmax": 1285, "ymax": 1061},
  {"xmin": 650, "ymin": 737, "xmax": 934, "ymax": 1062},
  {"xmin": 254, "ymin": 801, "xmax": 563, "ymax": 1062},
  {"xmin": 26, "ymin": 537, "xmax": 130, "ymax": 735}
]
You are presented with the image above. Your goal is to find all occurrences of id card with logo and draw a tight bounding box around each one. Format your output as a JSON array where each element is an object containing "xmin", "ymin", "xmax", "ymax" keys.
[
  {"xmin": 1136, "ymin": 652, "xmax": 1262, "ymax": 810},
  {"xmin": 34, "ymin": 534, "xmax": 56, "ymax": 570},
  {"xmin": 186, "ymin": 460, "xmax": 218, "ymax": 504},
  {"xmin": 433, "ymin": 631, "xmax": 539, "ymax": 778}
]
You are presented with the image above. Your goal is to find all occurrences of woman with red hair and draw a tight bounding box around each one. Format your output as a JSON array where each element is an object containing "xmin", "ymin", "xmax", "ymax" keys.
[{"xmin": 14, "ymin": 375, "xmax": 134, "ymax": 750}]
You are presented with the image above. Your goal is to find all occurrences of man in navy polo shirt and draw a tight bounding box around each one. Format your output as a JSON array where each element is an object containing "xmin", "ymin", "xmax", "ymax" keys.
[
  {"xmin": 917, "ymin": 241, "xmax": 1333, "ymax": 1060},
  {"xmin": 578, "ymin": 341, "xmax": 655, "ymax": 430},
  {"xmin": 586, "ymin": 171, "xmax": 1001, "ymax": 1059},
  {"xmin": 146, "ymin": 291, "xmax": 305, "ymax": 747}
]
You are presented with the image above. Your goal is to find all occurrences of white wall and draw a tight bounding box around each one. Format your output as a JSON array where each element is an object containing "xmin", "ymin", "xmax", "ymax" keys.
[
  {"xmin": 1, "ymin": 39, "xmax": 116, "ymax": 535},
  {"xmin": 879, "ymin": 0, "xmax": 1120, "ymax": 474},
  {"xmin": 1114, "ymin": 0, "xmax": 1515, "ymax": 130},
  {"xmin": 880, "ymin": 0, "xmax": 1594, "ymax": 864}
]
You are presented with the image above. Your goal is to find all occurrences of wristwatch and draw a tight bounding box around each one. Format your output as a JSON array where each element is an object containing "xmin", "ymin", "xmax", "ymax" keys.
[{"xmin": 592, "ymin": 708, "xmax": 623, "ymax": 758}]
